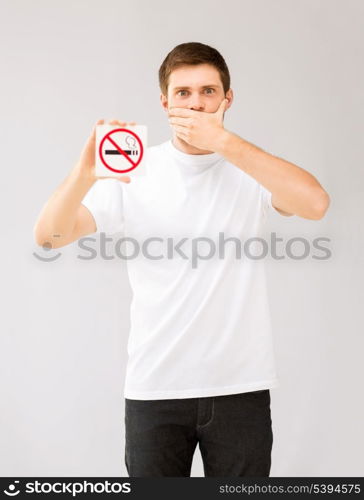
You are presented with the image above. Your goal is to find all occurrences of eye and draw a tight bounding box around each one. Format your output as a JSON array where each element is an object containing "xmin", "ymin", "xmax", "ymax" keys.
[
  {"xmin": 177, "ymin": 90, "xmax": 189, "ymax": 96},
  {"xmin": 205, "ymin": 88, "xmax": 215, "ymax": 94}
]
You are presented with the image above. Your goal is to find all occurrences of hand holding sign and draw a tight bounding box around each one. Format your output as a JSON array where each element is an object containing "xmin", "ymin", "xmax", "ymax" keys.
[
  {"xmin": 95, "ymin": 123, "xmax": 147, "ymax": 178},
  {"xmin": 76, "ymin": 119, "xmax": 138, "ymax": 184}
]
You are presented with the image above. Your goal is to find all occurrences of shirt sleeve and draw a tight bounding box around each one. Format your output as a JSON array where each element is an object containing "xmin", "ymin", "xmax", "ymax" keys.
[
  {"xmin": 81, "ymin": 178, "xmax": 125, "ymax": 234},
  {"xmin": 260, "ymin": 183, "xmax": 280, "ymax": 217}
]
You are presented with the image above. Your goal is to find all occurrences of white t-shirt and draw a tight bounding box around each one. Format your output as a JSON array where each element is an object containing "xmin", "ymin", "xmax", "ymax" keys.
[{"xmin": 81, "ymin": 139, "xmax": 280, "ymax": 400}]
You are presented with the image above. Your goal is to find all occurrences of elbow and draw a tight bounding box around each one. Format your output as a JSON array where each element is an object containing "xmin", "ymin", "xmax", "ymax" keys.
[
  {"xmin": 33, "ymin": 227, "xmax": 48, "ymax": 248},
  {"xmin": 309, "ymin": 189, "xmax": 331, "ymax": 220},
  {"xmin": 33, "ymin": 224, "xmax": 54, "ymax": 249},
  {"xmin": 33, "ymin": 223, "xmax": 72, "ymax": 250}
]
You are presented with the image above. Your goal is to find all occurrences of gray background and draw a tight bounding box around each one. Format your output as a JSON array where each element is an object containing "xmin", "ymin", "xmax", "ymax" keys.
[{"xmin": 0, "ymin": 0, "xmax": 363, "ymax": 476}]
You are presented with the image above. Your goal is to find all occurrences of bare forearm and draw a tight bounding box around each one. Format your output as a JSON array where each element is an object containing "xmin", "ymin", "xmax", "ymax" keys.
[
  {"xmin": 33, "ymin": 163, "xmax": 95, "ymax": 245},
  {"xmin": 216, "ymin": 130, "xmax": 330, "ymax": 219}
]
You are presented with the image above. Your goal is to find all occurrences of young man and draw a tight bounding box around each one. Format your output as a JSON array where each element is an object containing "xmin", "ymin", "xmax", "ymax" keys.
[{"xmin": 34, "ymin": 42, "xmax": 330, "ymax": 477}]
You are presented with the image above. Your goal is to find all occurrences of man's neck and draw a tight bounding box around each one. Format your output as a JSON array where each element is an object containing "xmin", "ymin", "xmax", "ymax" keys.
[{"xmin": 172, "ymin": 134, "xmax": 214, "ymax": 155}]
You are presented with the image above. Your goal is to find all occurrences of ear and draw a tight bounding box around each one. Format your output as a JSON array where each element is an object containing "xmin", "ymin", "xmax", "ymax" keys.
[
  {"xmin": 224, "ymin": 88, "xmax": 234, "ymax": 111},
  {"xmin": 160, "ymin": 93, "xmax": 169, "ymax": 113}
]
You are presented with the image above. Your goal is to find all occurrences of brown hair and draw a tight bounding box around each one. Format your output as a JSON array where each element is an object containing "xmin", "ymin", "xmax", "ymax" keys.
[{"xmin": 158, "ymin": 42, "xmax": 231, "ymax": 96}]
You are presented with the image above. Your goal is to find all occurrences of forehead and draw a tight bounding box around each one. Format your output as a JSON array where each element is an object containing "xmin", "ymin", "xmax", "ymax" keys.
[{"xmin": 168, "ymin": 64, "xmax": 222, "ymax": 90}]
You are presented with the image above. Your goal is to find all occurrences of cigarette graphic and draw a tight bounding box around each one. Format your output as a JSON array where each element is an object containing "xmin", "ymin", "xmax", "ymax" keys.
[{"xmin": 105, "ymin": 150, "xmax": 138, "ymax": 155}]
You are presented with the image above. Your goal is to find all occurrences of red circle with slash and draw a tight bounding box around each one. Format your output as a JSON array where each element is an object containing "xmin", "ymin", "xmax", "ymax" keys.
[{"xmin": 99, "ymin": 128, "xmax": 144, "ymax": 173}]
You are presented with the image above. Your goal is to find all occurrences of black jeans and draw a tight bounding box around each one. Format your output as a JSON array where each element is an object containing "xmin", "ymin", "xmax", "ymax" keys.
[{"xmin": 124, "ymin": 389, "xmax": 273, "ymax": 477}]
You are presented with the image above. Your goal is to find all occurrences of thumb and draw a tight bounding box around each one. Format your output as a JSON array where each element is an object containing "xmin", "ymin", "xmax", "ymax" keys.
[
  {"xmin": 215, "ymin": 98, "xmax": 228, "ymax": 119},
  {"xmin": 90, "ymin": 118, "xmax": 104, "ymax": 138},
  {"xmin": 116, "ymin": 175, "xmax": 131, "ymax": 183}
]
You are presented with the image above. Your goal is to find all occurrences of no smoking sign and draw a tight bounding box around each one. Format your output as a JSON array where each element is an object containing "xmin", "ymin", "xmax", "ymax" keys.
[{"xmin": 95, "ymin": 124, "xmax": 147, "ymax": 177}]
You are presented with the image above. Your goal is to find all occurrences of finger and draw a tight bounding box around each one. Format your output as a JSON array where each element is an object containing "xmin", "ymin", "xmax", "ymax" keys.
[
  {"xmin": 176, "ymin": 131, "xmax": 189, "ymax": 142},
  {"xmin": 92, "ymin": 119, "xmax": 104, "ymax": 133},
  {"xmin": 127, "ymin": 121, "xmax": 137, "ymax": 126},
  {"xmin": 171, "ymin": 124, "xmax": 189, "ymax": 135},
  {"xmin": 109, "ymin": 119, "xmax": 126, "ymax": 126},
  {"xmin": 98, "ymin": 175, "xmax": 131, "ymax": 183},
  {"xmin": 168, "ymin": 107, "xmax": 195, "ymax": 118},
  {"xmin": 168, "ymin": 117, "xmax": 191, "ymax": 126},
  {"xmin": 89, "ymin": 119, "xmax": 104, "ymax": 140},
  {"xmin": 116, "ymin": 175, "xmax": 131, "ymax": 183}
]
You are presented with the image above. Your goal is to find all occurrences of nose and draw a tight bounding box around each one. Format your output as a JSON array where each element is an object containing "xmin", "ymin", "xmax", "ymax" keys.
[{"xmin": 188, "ymin": 94, "xmax": 205, "ymax": 111}]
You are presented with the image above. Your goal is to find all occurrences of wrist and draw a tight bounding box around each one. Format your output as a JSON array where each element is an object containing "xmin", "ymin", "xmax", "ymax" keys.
[
  {"xmin": 214, "ymin": 128, "xmax": 232, "ymax": 156},
  {"xmin": 71, "ymin": 162, "xmax": 96, "ymax": 187}
]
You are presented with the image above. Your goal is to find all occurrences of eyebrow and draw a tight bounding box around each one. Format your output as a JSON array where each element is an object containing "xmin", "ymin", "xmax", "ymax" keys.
[{"xmin": 172, "ymin": 85, "xmax": 220, "ymax": 91}]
